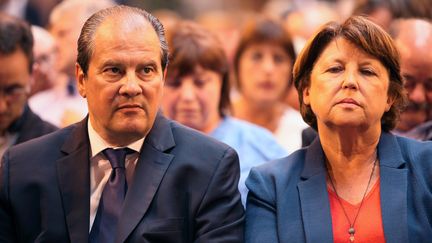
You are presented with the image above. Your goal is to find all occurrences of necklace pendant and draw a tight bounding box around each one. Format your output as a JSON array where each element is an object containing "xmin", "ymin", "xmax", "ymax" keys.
[{"xmin": 348, "ymin": 227, "xmax": 355, "ymax": 242}]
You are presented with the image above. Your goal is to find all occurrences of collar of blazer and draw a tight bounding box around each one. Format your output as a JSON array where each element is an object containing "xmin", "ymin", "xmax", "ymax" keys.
[
  {"xmin": 57, "ymin": 111, "xmax": 176, "ymax": 243},
  {"xmin": 297, "ymin": 132, "xmax": 408, "ymax": 243}
]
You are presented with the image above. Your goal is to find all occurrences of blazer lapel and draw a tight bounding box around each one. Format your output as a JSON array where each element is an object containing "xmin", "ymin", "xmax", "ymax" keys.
[
  {"xmin": 378, "ymin": 133, "xmax": 408, "ymax": 242},
  {"xmin": 297, "ymin": 138, "xmax": 334, "ymax": 243},
  {"xmin": 117, "ymin": 114, "xmax": 175, "ymax": 243},
  {"xmin": 56, "ymin": 119, "xmax": 91, "ymax": 243}
]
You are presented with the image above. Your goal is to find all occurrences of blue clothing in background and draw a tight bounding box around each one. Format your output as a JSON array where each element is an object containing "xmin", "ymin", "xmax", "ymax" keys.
[{"xmin": 210, "ymin": 117, "xmax": 288, "ymax": 206}]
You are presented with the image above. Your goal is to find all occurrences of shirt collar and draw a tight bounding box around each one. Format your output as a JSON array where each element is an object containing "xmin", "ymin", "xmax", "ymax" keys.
[{"xmin": 87, "ymin": 119, "xmax": 144, "ymax": 158}]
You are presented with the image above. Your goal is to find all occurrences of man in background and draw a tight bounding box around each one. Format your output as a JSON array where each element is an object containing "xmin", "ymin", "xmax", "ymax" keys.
[
  {"xmin": 390, "ymin": 18, "xmax": 432, "ymax": 140},
  {"xmin": 30, "ymin": 0, "xmax": 114, "ymax": 127},
  {"xmin": 0, "ymin": 13, "xmax": 57, "ymax": 158},
  {"xmin": 28, "ymin": 25, "xmax": 63, "ymax": 96}
]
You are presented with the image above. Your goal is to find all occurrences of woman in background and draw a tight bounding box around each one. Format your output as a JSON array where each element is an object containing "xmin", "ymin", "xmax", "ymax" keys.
[
  {"xmin": 232, "ymin": 16, "xmax": 308, "ymax": 153},
  {"xmin": 161, "ymin": 21, "xmax": 287, "ymax": 206},
  {"xmin": 245, "ymin": 16, "xmax": 432, "ymax": 242}
]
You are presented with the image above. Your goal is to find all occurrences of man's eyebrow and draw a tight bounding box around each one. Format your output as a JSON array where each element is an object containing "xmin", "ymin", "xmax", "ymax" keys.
[
  {"xmin": 138, "ymin": 60, "xmax": 159, "ymax": 70},
  {"xmin": 99, "ymin": 60, "xmax": 123, "ymax": 67}
]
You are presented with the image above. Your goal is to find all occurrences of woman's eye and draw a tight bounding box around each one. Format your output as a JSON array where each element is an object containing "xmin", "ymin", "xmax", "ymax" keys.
[
  {"xmin": 251, "ymin": 52, "xmax": 263, "ymax": 61},
  {"xmin": 360, "ymin": 68, "xmax": 376, "ymax": 76},
  {"xmin": 327, "ymin": 66, "xmax": 342, "ymax": 73},
  {"xmin": 194, "ymin": 79, "xmax": 206, "ymax": 88},
  {"xmin": 361, "ymin": 69, "xmax": 376, "ymax": 76},
  {"xmin": 273, "ymin": 54, "xmax": 286, "ymax": 64},
  {"xmin": 166, "ymin": 79, "xmax": 181, "ymax": 87}
]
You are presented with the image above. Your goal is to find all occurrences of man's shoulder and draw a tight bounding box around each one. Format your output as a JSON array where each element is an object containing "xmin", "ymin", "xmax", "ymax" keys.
[
  {"xmin": 8, "ymin": 124, "xmax": 75, "ymax": 159},
  {"xmin": 26, "ymin": 108, "xmax": 58, "ymax": 134}
]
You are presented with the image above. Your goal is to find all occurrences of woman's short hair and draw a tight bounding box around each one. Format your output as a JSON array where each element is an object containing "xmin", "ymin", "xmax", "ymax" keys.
[
  {"xmin": 167, "ymin": 21, "xmax": 230, "ymax": 117},
  {"xmin": 293, "ymin": 15, "xmax": 406, "ymax": 132},
  {"xmin": 233, "ymin": 15, "xmax": 296, "ymax": 92}
]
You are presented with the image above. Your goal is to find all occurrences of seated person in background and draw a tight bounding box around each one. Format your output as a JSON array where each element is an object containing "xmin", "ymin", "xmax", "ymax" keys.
[
  {"xmin": 29, "ymin": 25, "xmax": 60, "ymax": 97},
  {"xmin": 231, "ymin": 15, "xmax": 308, "ymax": 153},
  {"xmin": 162, "ymin": 21, "xmax": 288, "ymax": 206},
  {"xmin": 390, "ymin": 18, "xmax": 432, "ymax": 141},
  {"xmin": 0, "ymin": 6, "xmax": 244, "ymax": 242},
  {"xmin": 245, "ymin": 16, "xmax": 432, "ymax": 242},
  {"xmin": 29, "ymin": 0, "xmax": 115, "ymax": 127},
  {"xmin": 0, "ymin": 13, "xmax": 57, "ymax": 158}
]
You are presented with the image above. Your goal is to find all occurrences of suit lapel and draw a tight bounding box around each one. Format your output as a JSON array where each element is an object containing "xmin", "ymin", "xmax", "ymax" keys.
[
  {"xmin": 297, "ymin": 138, "xmax": 334, "ymax": 242},
  {"xmin": 378, "ymin": 133, "xmax": 408, "ymax": 242},
  {"xmin": 56, "ymin": 119, "xmax": 91, "ymax": 243},
  {"xmin": 117, "ymin": 114, "xmax": 175, "ymax": 243}
]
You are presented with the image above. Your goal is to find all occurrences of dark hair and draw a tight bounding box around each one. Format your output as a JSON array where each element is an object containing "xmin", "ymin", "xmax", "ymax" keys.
[
  {"xmin": 167, "ymin": 21, "xmax": 230, "ymax": 117},
  {"xmin": 233, "ymin": 15, "xmax": 296, "ymax": 91},
  {"xmin": 0, "ymin": 13, "xmax": 34, "ymax": 73},
  {"xmin": 293, "ymin": 16, "xmax": 407, "ymax": 132},
  {"xmin": 354, "ymin": 0, "xmax": 432, "ymax": 19},
  {"xmin": 77, "ymin": 5, "xmax": 169, "ymax": 75}
]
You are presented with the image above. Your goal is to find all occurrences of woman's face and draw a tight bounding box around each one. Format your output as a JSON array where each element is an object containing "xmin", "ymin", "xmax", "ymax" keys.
[
  {"xmin": 162, "ymin": 66, "xmax": 222, "ymax": 133},
  {"xmin": 238, "ymin": 42, "xmax": 292, "ymax": 105},
  {"xmin": 304, "ymin": 38, "xmax": 393, "ymax": 131}
]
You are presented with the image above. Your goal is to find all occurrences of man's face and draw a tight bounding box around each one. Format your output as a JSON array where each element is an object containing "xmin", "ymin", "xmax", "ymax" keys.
[
  {"xmin": 396, "ymin": 40, "xmax": 432, "ymax": 132},
  {"xmin": 50, "ymin": 11, "xmax": 82, "ymax": 77},
  {"xmin": 76, "ymin": 17, "xmax": 164, "ymax": 146},
  {"xmin": 0, "ymin": 49, "xmax": 30, "ymax": 134}
]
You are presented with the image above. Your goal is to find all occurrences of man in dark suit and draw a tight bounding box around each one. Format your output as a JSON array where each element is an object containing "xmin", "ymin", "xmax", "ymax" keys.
[
  {"xmin": 0, "ymin": 13, "xmax": 57, "ymax": 158},
  {"xmin": 0, "ymin": 5, "xmax": 244, "ymax": 243}
]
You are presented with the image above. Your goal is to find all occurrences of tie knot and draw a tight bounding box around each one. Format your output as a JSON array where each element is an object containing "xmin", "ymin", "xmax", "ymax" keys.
[{"xmin": 102, "ymin": 148, "xmax": 133, "ymax": 169}]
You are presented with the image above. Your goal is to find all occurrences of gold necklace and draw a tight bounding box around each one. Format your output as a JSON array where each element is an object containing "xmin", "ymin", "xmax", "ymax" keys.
[{"xmin": 327, "ymin": 156, "xmax": 378, "ymax": 243}]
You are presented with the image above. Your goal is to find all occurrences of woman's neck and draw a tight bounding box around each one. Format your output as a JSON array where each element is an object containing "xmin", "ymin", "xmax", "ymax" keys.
[
  {"xmin": 233, "ymin": 97, "xmax": 285, "ymax": 133},
  {"xmin": 319, "ymin": 124, "xmax": 381, "ymax": 167},
  {"xmin": 319, "ymin": 124, "xmax": 381, "ymax": 204}
]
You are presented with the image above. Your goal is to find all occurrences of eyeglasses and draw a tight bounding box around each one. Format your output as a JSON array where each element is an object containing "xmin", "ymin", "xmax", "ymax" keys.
[
  {"xmin": 404, "ymin": 80, "xmax": 432, "ymax": 93},
  {"xmin": 0, "ymin": 85, "xmax": 29, "ymax": 101}
]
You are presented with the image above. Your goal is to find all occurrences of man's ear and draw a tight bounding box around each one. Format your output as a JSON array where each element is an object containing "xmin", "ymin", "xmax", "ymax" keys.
[
  {"xmin": 76, "ymin": 63, "xmax": 86, "ymax": 98},
  {"xmin": 162, "ymin": 65, "xmax": 168, "ymax": 82}
]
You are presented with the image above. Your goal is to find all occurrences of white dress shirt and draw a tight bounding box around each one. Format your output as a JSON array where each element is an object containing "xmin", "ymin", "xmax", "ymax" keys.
[
  {"xmin": 0, "ymin": 132, "xmax": 18, "ymax": 159},
  {"xmin": 87, "ymin": 120, "xmax": 144, "ymax": 231}
]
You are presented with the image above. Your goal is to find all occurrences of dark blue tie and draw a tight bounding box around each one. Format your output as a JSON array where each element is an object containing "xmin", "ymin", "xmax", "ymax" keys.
[{"xmin": 89, "ymin": 148, "xmax": 133, "ymax": 243}]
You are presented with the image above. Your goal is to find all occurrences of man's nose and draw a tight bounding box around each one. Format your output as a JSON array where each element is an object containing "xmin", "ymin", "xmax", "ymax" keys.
[
  {"xmin": 409, "ymin": 83, "xmax": 427, "ymax": 103},
  {"xmin": 120, "ymin": 73, "xmax": 142, "ymax": 97},
  {"xmin": 0, "ymin": 92, "xmax": 8, "ymax": 113}
]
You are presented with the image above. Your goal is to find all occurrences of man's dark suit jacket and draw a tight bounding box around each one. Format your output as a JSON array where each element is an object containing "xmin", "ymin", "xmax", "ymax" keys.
[
  {"xmin": 0, "ymin": 113, "xmax": 244, "ymax": 242},
  {"xmin": 9, "ymin": 104, "xmax": 58, "ymax": 144}
]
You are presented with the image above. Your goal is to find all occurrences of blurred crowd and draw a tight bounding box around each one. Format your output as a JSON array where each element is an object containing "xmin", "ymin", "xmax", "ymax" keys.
[{"xmin": 0, "ymin": 0, "xmax": 431, "ymax": 195}]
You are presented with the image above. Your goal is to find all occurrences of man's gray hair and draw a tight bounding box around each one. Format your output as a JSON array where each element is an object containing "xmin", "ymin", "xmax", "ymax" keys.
[{"xmin": 77, "ymin": 5, "xmax": 169, "ymax": 75}]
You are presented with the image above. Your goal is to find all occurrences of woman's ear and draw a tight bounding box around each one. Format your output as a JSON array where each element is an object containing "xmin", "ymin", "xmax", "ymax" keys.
[
  {"xmin": 303, "ymin": 86, "xmax": 311, "ymax": 105},
  {"xmin": 385, "ymin": 95, "xmax": 395, "ymax": 112}
]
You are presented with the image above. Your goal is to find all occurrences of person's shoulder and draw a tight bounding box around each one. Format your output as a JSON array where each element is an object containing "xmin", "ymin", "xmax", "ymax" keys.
[
  {"xmin": 7, "ymin": 124, "xmax": 76, "ymax": 160},
  {"xmin": 28, "ymin": 109, "xmax": 58, "ymax": 133},
  {"xmin": 393, "ymin": 134, "xmax": 432, "ymax": 178},
  {"xmin": 250, "ymin": 148, "xmax": 306, "ymax": 180},
  {"xmin": 215, "ymin": 117, "xmax": 288, "ymax": 158},
  {"xmin": 395, "ymin": 134, "xmax": 432, "ymax": 158},
  {"xmin": 167, "ymin": 118, "xmax": 235, "ymax": 154}
]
